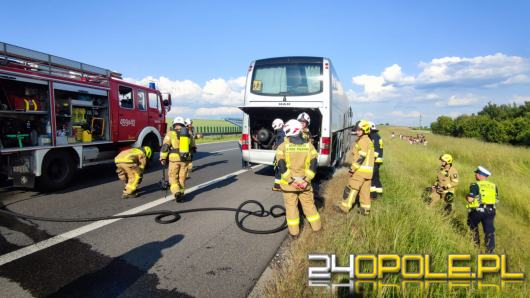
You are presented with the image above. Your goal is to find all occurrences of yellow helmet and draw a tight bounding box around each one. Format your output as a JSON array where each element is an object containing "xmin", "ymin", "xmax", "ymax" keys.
[
  {"xmin": 356, "ymin": 120, "xmax": 371, "ymax": 134},
  {"xmin": 440, "ymin": 153, "xmax": 453, "ymax": 164},
  {"xmin": 143, "ymin": 146, "xmax": 152, "ymax": 159}
]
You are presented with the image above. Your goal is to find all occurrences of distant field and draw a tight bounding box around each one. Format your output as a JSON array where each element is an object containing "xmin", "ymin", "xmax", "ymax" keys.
[
  {"xmin": 165, "ymin": 119, "xmax": 242, "ymax": 134},
  {"xmin": 265, "ymin": 126, "xmax": 529, "ymax": 297}
]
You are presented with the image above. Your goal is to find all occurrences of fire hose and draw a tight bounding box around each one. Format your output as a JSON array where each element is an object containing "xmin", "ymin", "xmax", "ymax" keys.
[{"xmin": 0, "ymin": 200, "xmax": 287, "ymax": 235}]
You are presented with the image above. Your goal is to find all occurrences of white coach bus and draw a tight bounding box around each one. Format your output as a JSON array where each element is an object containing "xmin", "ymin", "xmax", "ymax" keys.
[{"xmin": 239, "ymin": 56, "xmax": 353, "ymax": 168}]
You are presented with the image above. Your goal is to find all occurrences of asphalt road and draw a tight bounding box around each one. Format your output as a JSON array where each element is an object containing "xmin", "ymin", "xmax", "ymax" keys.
[{"xmin": 0, "ymin": 141, "xmax": 289, "ymax": 297}]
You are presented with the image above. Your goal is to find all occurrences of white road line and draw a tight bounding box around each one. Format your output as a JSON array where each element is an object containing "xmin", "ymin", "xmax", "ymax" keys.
[
  {"xmin": 210, "ymin": 148, "xmax": 239, "ymax": 154},
  {"xmin": 0, "ymin": 164, "xmax": 264, "ymax": 267}
]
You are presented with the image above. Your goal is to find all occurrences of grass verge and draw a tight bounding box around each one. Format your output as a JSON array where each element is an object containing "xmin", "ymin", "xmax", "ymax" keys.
[
  {"xmin": 263, "ymin": 126, "xmax": 529, "ymax": 297},
  {"xmin": 195, "ymin": 134, "xmax": 240, "ymax": 144}
]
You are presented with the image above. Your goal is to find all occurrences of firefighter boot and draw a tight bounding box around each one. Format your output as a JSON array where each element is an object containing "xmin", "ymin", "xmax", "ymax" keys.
[
  {"xmin": 272, "ymin": 183, "xmax": 281, "ymax": 192},
  {"xmin": 336, "ymin": 186, "xmax": 359, "ymax": 213},
  {"xmin": 122, "ymin": 192, "xmax": 138, "ymax": 199}
]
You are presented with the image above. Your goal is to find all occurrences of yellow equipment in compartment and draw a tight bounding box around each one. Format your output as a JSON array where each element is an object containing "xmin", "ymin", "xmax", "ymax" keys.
[{"xmin": 82, "ymin": 130, "xmax": 92, "ymax": 143}]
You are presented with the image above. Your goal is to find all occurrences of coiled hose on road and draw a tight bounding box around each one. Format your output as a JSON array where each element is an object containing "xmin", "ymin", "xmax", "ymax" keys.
[{"xmin": 0, "ymin": 200, "xmax": 287, "ymax": 234}]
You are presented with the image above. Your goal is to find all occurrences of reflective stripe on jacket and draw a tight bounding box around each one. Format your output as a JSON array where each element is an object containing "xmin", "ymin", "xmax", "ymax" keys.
[{"xmin": 114, "ymin": 148, "xmax": 147, "ymax": 169}]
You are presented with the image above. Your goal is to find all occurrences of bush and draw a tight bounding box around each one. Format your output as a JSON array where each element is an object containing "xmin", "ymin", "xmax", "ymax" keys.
[{"xmin": 431, "ymin": 101, "xmax": 530, "ymax": 146}]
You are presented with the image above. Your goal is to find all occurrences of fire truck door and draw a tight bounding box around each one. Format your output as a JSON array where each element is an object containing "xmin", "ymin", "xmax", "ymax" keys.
[
  {"xmin": 117, "ymin": 85, "xmax": 138, "ymax": 141},
  {"xmin": 148, "ymin": 92, "xmax": 164, "ymax": 133}
]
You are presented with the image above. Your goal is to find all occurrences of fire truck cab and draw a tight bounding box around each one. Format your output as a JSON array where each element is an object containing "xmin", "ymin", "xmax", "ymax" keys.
[{"xmin": 0, "ymin": 42, "xmax": 171, "ymax": 190}]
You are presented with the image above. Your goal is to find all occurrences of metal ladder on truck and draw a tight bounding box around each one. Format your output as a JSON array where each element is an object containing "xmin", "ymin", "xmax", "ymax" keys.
[{"xmin": 0, "ymin": 41, "xmax": 121, "ymax": 85}]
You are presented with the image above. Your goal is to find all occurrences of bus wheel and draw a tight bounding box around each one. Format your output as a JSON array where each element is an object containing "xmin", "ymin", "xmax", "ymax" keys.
[{"xmin": 38, "ymin": 150, "xmax": 76, "ymax": 191}]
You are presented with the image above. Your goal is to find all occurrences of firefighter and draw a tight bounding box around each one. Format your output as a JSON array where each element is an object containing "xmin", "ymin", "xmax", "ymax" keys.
[
  {"xmin": 427, "ymin": 154, "xmax": 459, "ymax": 212},
  {"xmin": 276, "ymin": 119, "xmax": 321, "ymax": 238},
  {"xmin": 184, "ymin": 118, "xmax": 197, "ymax": 178},
  {"xmin": 297, "ymin": 112, "xmax": 313, "ymax": 143},
  {"xmin": 466, "ymin": 166, "xmax": 498, "ymax": 253},
  {"xmin": 336, "ymin": 120, "xmax": 374, "ymax": 215},
  {"xmin": 114, "ymin": 146, "xmax": 152, "ymax": 199},
  {"xmin": 368, "ymin": 121, "xmax": 384, "ymax": 200},
  {"xmin": 160, "ymin": 117, "xmax": 192, "ymax": 202},
  {"xmin": 271, "ymin": 118, "xmax": 285, "ymax": 191}
]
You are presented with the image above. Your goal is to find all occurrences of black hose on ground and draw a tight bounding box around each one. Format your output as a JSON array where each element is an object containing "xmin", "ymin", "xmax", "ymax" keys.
[{"xmin": 0, "ymin": 200, "xmax": 287, "ymax": 234}]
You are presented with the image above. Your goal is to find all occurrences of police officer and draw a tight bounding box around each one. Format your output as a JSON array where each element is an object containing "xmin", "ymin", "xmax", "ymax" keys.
[
  {"xmin": 160, "ymin": 117, "xmax": 192, "ymax": 202},
  {"xmin": 297, "ymin": 112, "xmax": 313, "ymax": 144},
  {"xmin": 271, "ymin": 118, "xmax": 285, "ymax": 191},
  {"xmin": 428, "ymin": 154, "xmax": 459, "ymax": 212},
  {"xmin": 114, "ymin": 146, "xmax": 152, "ymax": 199},
  {"xmin": 276, "ymin": 119, "xmax": 321, "ymax": 238},
  {"xmin": 184, "ymin": 118, "xmax": 197, "ymax": 178},
  {"xmin": 336, "ymin": 120, "xmax": 374, "ymax": 215},
  {"xmin": 466, "ymin": 166, "xmax": 498, "ymax": 253},
  {"xmin": 368, "ymin": 121, "xmax": 384, "ymax": 200}
]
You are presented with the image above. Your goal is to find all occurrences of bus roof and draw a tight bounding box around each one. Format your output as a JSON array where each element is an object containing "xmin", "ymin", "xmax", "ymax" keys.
[{"xmin": 254, "ymin": 56, "xmax": 324, "ymax": 65}]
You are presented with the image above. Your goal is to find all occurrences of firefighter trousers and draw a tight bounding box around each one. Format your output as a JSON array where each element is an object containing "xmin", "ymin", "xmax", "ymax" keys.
[
  {"xmin": 342, "ymin": 174, "xmax": 371, "ymax": 212},
  {"xmin": 116, "ymin": 163, "xmax": 142, "ymax": 195},
  {"xmin": 168, "ymin": 161, "xmax": 190, "ymax": 195},
  {"xmin": 370, "ymin": 164, "xmax": 383, "ymax": 198},
  {"xmin": 283, "ymin": 189, "xmax": 321, "ymax": 236}
]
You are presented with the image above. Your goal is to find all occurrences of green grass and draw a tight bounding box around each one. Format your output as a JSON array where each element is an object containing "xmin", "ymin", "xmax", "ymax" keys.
[
  {"xmin": 195, "ymin": 134, "xmax": 240, "ymax": 144},
  {"xmin": 264, "ymin": 126, "xmax": 529, "ymax": 297}
]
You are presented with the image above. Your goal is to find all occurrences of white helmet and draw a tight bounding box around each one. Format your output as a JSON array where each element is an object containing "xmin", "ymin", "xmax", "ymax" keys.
[
  {"xmin": 369, "ymin": 121, "xmax": 377, "ymax": 131},
  {"xmin": 173, "ymin": 116, "xmax": 185, "ymax": 126},
  {"xmin": 184, "ymin": 118, "xmax": 193, "ymax": 126},
  {"xmin": 297, "ymin": 112, "xmax": 310, "ymax": 125},
  {"xmin": 272, "ymin": 118, "xmax": 284, "ymax": 130},
  {"xmin": 283, "ymin": 119, "xmax": 303, "ymax": 137}
]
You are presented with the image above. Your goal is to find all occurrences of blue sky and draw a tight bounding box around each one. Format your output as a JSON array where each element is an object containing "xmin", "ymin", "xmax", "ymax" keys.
[{"xmin": 2, "ymin": 0, "xmax": 530, "ymax": 125}]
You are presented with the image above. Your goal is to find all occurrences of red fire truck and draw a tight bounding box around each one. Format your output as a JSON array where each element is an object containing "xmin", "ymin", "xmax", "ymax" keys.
[{"xmin": 0, "ymin": 42, "xmax": 171, "ymax": 190}]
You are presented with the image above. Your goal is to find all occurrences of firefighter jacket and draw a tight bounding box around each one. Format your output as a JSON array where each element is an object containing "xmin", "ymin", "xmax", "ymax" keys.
[
  {"xmin": 275, "ymin": 136, "xmax": 318, "ymax": 192},
  {"xmin": 350, "ymin": 134, "xmax": 375, "ymax": 179},
  {"xmin": 370, "ymin": 131, "xmax": 384, "ymax": 164},
  {"xmin": 435, "ymin": 165, "xmax": 459, "ymax": 193},
  {"xmin": 301, "ymin": 127, "xmax": 313, "ymax": 143},
  {"xmin": 466, "ymin": 180, "xmax": 498, "ymax": 209},
  {"xmin": 160, "ymin": 127, "xmax": 191, "ymax": 162},
  {"xmin": 114, "ymin": 148, "xmax": 147, "ymax": 170}
]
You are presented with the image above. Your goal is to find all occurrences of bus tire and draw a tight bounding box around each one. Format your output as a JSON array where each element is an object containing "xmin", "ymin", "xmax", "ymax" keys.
[{"xmin": 38, "ymin": 150, "xmax": 76, "ymax": 191}]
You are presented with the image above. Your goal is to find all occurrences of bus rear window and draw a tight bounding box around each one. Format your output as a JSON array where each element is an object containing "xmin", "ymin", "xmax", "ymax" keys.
[{"xmin": 251, "ymin": 63, "xmax": 322, "ymax": 96}]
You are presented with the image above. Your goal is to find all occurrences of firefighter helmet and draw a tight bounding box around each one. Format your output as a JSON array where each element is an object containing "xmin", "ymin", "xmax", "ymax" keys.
[
  {"xmin": 173, "ymin": 116, "xmax": 185, "ymax": 126},
  {"xmin": 272, "ymin": 118, "xmax": 284, "ymax": 130},
  {"xmin": 143, "ymin": 146, "xmax": 152, "ymax": 159},
  {"xmin": 184, "ymin": 118, "xmax": 193, "ymax": 126},
  {"xmin": 356, "ymin": 120, "xmax": 371, "ymax": 134},
  {"xmin": 368, "ymin": 121, "xmax": 378, "ymax": 131},
  {"xmin": 283, "ymin": 119, "xmax": 303, "ymax": 137},
  {"xmin": 297, "ymin": 112, "xmax": 311, "ymax": 125},
  {"xmin": 440, "ymin": 154, "xmax": 453, "ymax": 164}
]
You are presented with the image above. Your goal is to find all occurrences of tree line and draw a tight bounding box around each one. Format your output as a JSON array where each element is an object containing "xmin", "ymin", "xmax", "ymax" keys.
[{"xmin": 430, "ymin": 101, "xmax": 530, "ymax": 146}]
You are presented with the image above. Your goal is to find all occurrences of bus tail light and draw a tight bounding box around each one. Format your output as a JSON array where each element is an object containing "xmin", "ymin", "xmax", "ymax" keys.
[
  {"xmin": 242, "ymin": 134, "xmax": 250, "ymax": 150},
  {"xmin": 320, "ymin": 137, "xmax": 330, "ymax": 155}
]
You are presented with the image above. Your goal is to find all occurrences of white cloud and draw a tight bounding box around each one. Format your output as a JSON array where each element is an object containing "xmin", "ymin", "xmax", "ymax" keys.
[
  {"xmin": 125, "ymin": 75, "xmax": 246, "ymax": 106},
  {"xmin": 435, "ymin": 95, "xmax": 480, "ymax": 107},
  {"xmin": 416, "ymin": 53, "xmax": 529, "ymax": 86},
  {"xmin": 195, "ymin": 107, "xmax": 242, "ymax": 116},
  {"xmin": 390, "ymin": 110, "xmax": 421, "ymax": 118},
  {"xmin": 499, "ymin": 74, "xmax": 530, "ymax": 85},
  {"xmin": 513, "ymin": 95, "xmax": 530, "ymax": 104},
  {"xmin": 167, "ymin": 106, "xmax": 194, "ymax": 118}
]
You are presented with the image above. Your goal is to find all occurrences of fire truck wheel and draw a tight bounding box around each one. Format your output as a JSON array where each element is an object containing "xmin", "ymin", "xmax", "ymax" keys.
[{"xmin": 38, "ymin": 150, "xmax": 76, "ymax": 191}]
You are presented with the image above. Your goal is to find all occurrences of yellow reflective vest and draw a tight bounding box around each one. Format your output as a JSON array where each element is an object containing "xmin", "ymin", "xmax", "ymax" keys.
[{"xmin": 467, "ymin": 180, "xmax": 498, "ymax": 209}]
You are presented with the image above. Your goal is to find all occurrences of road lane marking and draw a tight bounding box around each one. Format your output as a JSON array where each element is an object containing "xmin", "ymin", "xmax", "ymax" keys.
[
  {"xmin": 0, "ymin": 164, "xmax": 264, "ymax": 267},
  {"xmin": 210, "ymin": 148, "xmax": 239, "ymax": 154}
]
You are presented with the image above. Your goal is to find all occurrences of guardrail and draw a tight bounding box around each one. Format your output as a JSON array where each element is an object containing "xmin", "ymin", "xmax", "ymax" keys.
[{"xmin": 195, "ymin": 126, "xmax": 242, "ymax": 136}]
